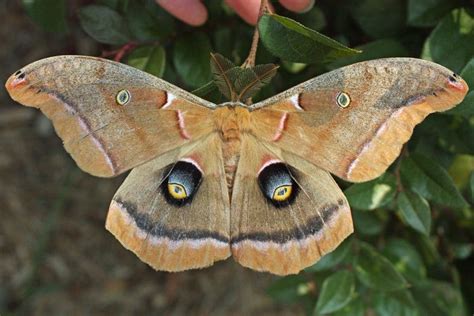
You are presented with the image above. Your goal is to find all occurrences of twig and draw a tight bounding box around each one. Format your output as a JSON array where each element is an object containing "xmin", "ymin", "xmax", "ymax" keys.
[
  {"xmin": 241, "ymin": 0, "xmax": 273, "ymax": 69},
  {"xmin": 101, "ymin": 42, "xmax": 137, "ymax": 62}
]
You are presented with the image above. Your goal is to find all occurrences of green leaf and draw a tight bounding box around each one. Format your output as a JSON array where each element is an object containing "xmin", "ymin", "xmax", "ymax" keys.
[
  {"xmin": 331, "ymin": 297, "xmax": 365, "ymax": 316},
  {"xmin": 344, "ymin": 173, "xmax": 397, "ymax": 210},
  {"xmin": 414, "ymin": 235, "xmax": 441, "ymax": 265},
  {"xmin": 328, "ymin": 39, "xmax": 409, "ymax": 70},
  {"xmin": 470, "ymin": 172, "xmax": 474, "ymax": 202},
  {"xmin": 452, "ymin": 242, "xmax": 473, "ymax": 259},
  {"xmin": 434, "ymin": 118, "xmax": 474, "ymax": 155},
  {"xmin": 412, "ymin": 280, "xmax": 467, "ymax": 316},
  {"xmin": 97, "ymin": 0, "xmax": 127, "ymax": 11},
  {"xmin": 125, "ymin": 2, "xmax": 163, "ymax": 41},
  {"xmin": 408, "ymin": 0, "xmax": 458, "ymax": 27},
  {"xmin": 383, "ymin": 239, "xmax": 427, "ymax": 283},
  {"xmin": 314, "ymin": 270, "xmax": 355, "ymax": 315},
  {"xmin": 292, "ymin": 6, "xmax": 327, "ymax": 32},
  {"xmin": 373, "ymin": 290, "xmax": 419, "ymax": 316},
  {"xmin": 127, "ymin": 45, "xmax": 166, "ymax": 77},
  {"xmin": 79, "ymin": 5, "xmax": 130, "ymax": 45},
  {"xmin": 352, "ymin": 209, "xmax": 385, "ymax": 236},
  {"xmin": 422, "ymin": 8, "xmax": 474, "ymax": 73},
  {"xmin": 125, "ymin": 0, "xmax": 174, "ymax": 41},
  {"xmin": 173, "ymin": 33, "xmax": 213, "ymax": 88},
  {"xmin": 210, "ymin": 53, "xmax": 237, "ymax": 100},
  {"xmin": 448, "ymin": 154, "xmax": 474, "ymax": 188},
  {"xmin": 354, "ymin": 242, "xmax": 408, "ymax": 291},
  {"xmin": 446, "ymin": 57, "xmax": 474, "ymax": 117},
  {"xmin": 209, "ymin": 53, "xmax": 278, "ymax": 101},
  {"xmin": 192, "ymin": 81, "xmax": 217, "ymax": 98},
  {"xmin": 307, "ymin": 238, "xmax": 352, "ymax": 272},
  {"xmin": 397, "ymin": 191, "xmax": 432, "ymax": 236},
  {"xmin": 234, "ymin": 64, "xmax": 279, "ymax": 101},
  {"xmin": 213, "ymin": 28, "xmax": 235, "ymax": 59},
  {"xmin": 267, "ymin": 275, "xmax": 307, "ymax": 304},
  {"xmin": 23, "ymin": 0, "xmax": 68, "ymax": 33},
  {"xmin": 258, "ymin": 14, "xmax": 360, "ymax": 64},
  {"xmin": 400, "ymin": 154, "xmax": 468, "ymax": 208},
  {"xmin": 351, "ymin": 0, "xmax": 406, "ymax": 38}
]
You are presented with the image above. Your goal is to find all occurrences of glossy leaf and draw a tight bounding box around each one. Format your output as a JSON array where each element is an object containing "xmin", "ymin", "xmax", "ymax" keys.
[
  {"xmin": 448, "ymin": 154, "xmax": 474, "ymax": 188},
  {"xmin": 127, "ymin": 45, "xmax": 166, "ymax": 78},
  {"xmin": 470, "ymin": 172, "xmax": 474, "ymax": 203},
  {"xmin": 79, "ymin": 5, "xmax": 130, "ymax": 45},
  {"xmin": 292, "ymin": 6, "xmax": 327, "ymax": 32},
  {"xmin": 191, "ymin": 81, "xmax": 217, "ymax": 98},
  {"xmin": 400, "ymin": 154, "xmax": 468, "ymax": 208},
  {"xmin": 23, "ymin": 0, "xmax": 68, "ymax": 33},
  {"xmin": 328, "ymin": 39, "xmax": 409, "ymax": 70},
  {"xmin": 408, "ymin": 0, "xmax": 457, "ymax": 27},
  {"xmin": 351, "ymin": 0, "xmax": 406, "ymax": 38},
  {"xmin": 344, "ymin": 173, "xmax": 397, "ymax": 210},
  {"xmin": 314, "ymin": 270, "xmax": 355, "ymax": 314},
  {"xmin": 331, "ymin": 297, "xmax": 365, "ymax": 316},
  {"xmin": 373, "ymin": 290, "xmax": 419, "ymax": 316},
  {"xmin": 447, "ymin": 57, "xmax": 474, "ymax": 117},
  {"xmin": 173, "ymin": 32, "xmax": 213, "ymax": 88},
  {"xmin": 422, "ymin": 8, "xmax": 474, "ymax": 73},
  {"xmin": 354, "ymin": 242, "xmax": 408, "ymax": 291},
  {"xmin": 258, "ymin": 14, "xmax": 360, "ymax": 64},
  {"xmin": 452, "ymin": 242, "xmax": 473, "ymax": 259},
  {"xmin": 412, "ymin": 281, "xmax": 467, "ymax": 316},
  {"xmin": 307, "ymin": 238, "xmax": 352, "ymax": 272},
  {"xmin": 383, "ymin": 239, "xmax": 427, "ymax": 283},
  {"xmin": 267, "ymin": 275, "xmax": 307, "ymax": 304},
  {"xmin": 397, "ymin": 191, "xmax": 432, "ymax": 236},
  {"xmin": 353, "ymin": 209, "xmax": 385, "ymax": 236},
  {"xmin": 126, "ymin": 1, "xmax": 165, "ymax": 41}
]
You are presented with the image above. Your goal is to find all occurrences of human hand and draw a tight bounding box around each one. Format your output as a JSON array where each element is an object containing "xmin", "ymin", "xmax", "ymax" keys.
[{"xmin": 156, "ymin": 0, "xmax": 315, "ymax": 26}]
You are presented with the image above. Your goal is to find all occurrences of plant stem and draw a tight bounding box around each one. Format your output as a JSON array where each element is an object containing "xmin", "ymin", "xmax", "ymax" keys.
[{"xmin": 241, "ymin": 0, "xmax": 273, "ymax": 69}]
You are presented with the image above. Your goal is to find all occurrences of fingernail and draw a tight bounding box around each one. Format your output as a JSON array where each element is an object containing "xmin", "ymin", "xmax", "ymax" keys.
[
  {"xmin": 279, "ymin": 0, "xmax": 315, "ymax": 13},
  {"xmin": 157, "ymin": 0, "xmax": 208, "ymax": 26}
]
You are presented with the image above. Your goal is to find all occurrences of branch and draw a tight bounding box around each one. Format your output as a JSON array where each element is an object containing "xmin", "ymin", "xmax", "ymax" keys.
[{"xmin": 241, "ymin": 0, "xmax": 273, "ymax": 69}]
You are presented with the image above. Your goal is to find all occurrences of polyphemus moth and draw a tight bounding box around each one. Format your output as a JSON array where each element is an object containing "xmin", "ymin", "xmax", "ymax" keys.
[{"xmin": 5, "ymin": 55, "xmax": 468, "ymax": 275}]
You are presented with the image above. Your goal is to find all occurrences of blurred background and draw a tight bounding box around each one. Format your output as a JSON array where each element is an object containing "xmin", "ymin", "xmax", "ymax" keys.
[{"xmin": 1, "ymin": 0, "xmax": 473, "ymax": 315}]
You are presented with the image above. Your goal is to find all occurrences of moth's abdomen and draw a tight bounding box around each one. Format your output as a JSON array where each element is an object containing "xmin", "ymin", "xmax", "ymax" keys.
[{"xmin": 214, "ymin": 106, "xmax": 251, "ymax": 197}]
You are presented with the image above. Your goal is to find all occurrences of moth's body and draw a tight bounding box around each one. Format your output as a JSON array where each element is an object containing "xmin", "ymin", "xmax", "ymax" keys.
[
  {"xmin": 213, "ymin": 104, "xmax": 250, "ymax": 196},
  {"xmin": 5, "ymin": 55, "xmax": 468, "ymax": 275}
]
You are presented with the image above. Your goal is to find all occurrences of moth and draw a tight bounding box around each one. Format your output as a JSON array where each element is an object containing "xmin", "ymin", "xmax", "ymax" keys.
[{"xmin": 5, "ymin": 55, "xmax": 468, "ymax": 275}]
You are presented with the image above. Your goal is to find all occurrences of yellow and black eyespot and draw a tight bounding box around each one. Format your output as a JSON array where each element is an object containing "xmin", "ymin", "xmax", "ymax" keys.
[
  {"xmin": 168, "ymin": 183, "xmax": 188, "ymax": 200},
  {"xmin": 258, "ymin": 162, "xmax": 296, "ymax": 206},
  {"xmin": 336, "ymin": 92, "xmax": 351, "ymax": 108},
  {"xmin": 162, "ymin": 161, "xmax": 202, "ymax": 206},
  {"xmin": 272, "ymin": 185, "xmax": 293, "ymax": 201},
  {"xmin": 116, "ymin": 89, "xmax": 131, "ymax": 105}
]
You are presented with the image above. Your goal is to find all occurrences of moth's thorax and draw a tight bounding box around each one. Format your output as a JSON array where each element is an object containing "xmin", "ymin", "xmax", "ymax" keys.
[{"xmin": 213, "ymin": 106, "xmax": 251, "ymax": 196}]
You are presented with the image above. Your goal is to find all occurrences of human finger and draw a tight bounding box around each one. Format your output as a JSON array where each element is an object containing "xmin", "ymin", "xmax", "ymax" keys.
[
  {"xmin": 279, "ymin": 0, "xmax": 315, "ymax": 13},
  {"xmin": 156, "ymin": 0, "xmax": 208, "ymax": 26},
  {"xmin": 225, "ymin": 0, "xmax": 262, "ymax": 25}
]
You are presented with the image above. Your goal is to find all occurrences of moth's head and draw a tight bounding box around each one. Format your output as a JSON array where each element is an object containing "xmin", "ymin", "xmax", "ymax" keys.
[{"xmin": 217, "ymin": 101, "xmax": 247, "ymax": 108}]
